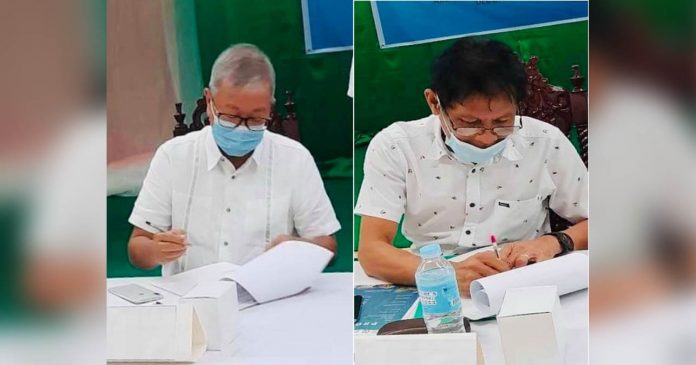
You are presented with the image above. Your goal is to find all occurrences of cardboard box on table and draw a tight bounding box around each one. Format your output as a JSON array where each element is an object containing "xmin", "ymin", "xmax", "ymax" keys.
[
  {"xmin": 107, "ymin": 303, "xmax": 206, "ymax": 362},
  {"xmin": 179, "ymin": 280, "xmax": 240, "ymax": 351},
  {"xmin": 355, "ymin": 332, "xmax": 480, "ymax": 365},
  {"xmin": 497, "ymin": 286, "xmax": 565, "ymax": 365}
]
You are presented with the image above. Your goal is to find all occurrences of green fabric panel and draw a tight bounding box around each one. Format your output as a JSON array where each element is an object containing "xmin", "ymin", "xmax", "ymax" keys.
[
  {"xmin": 318, "ymin": 157, "xmax": 353, "ymax": 179},
  {"xmin": 173, "ymin": 0, "xmax": 204, "ymax": 112},
  {"xmin": 107, "ymin": 177, "xmax": 353, "ymax": 278},
  {"xmin": 0, "ymin": 200, "xmax": 26, "ymax": 317},
  {"xmin": 353, "ymin": 3, "xmax": 587, "ymax": 251},
  {"xmin": 322, "ymin": 178, "xmax": 354, "ymax": 273},
  {"xmin": 354, "ymin": 1, "xmax": 588, "ymax": 135},
  {"xmin": 107, "ymin": 196, "xmax": 161, "ymax": 278},
  {"xmin": 193, "ymin": 0, "xmax": 352, "ymax": 163}
]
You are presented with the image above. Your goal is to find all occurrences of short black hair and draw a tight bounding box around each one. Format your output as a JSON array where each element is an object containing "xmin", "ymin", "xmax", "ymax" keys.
[{"xmin": 431, "ymin": 38, "xmax": 527, "ymax": 110}]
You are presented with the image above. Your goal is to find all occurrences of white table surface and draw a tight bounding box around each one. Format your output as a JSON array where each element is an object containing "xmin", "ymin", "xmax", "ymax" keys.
[
  {"xmin": 108, "ymin": 273, "xmax": 353, "ymax": 365},
  {"xmin": 354, "ymin": 261, "xmax": 588, "ymax": 365}
]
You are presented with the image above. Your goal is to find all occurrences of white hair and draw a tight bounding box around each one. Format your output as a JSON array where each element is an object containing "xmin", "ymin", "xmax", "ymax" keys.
[{"xmin": 208, "ymin": 43, "xmax": 276, "ymax": 99}]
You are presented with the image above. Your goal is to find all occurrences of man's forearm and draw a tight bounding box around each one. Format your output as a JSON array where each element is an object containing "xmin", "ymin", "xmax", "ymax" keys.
[
  {"xmin": 128, "ymin": 236, "xmax": 159, "ymax": 270},
  {"xmin": 564, "ymin": 219, "xmax": 588, "ymax": 250},
  {"xmin": 358, "ymin": 242, "xmax": 422, "ymax": 286},
  {"xmin": 305, "ymin": 235, "xmax": 337, "ymax": 255}
]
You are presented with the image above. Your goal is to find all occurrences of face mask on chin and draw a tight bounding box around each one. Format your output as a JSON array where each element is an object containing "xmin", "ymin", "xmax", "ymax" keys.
[
  {"xmin": 444, "ymin": 132, "xmax": 508, "ymax": 165},
  {"xmin": 436, "ymin": 95, "xmax": 509, "ymax": 165}
]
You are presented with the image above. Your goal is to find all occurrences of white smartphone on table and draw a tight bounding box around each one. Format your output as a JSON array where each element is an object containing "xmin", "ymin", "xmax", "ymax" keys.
[{"xmin": 108, "ymin": 284, "xmax": 164, "ymax": 304}]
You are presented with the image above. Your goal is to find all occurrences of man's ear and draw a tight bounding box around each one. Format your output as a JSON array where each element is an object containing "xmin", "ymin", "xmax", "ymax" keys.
[
  {"xmin": 203, "ymin": 88, "xmax": 214, "ymax": 120},
  {"xmin": 424, "ymin": 88, "xmax": 440, "ymax": 115}
]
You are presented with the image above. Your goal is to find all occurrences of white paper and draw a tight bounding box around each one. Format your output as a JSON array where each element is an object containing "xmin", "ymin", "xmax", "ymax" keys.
[
  {"xmin": 498, "ymin": 285, "xmax": 559, "ymax": 317},
  {"xmin": 183, "ymin": 280, "xmax": 236, "ymax": 299},
  {"xmin": 460, "ymin": 298, "xmax": 493, "ymax": 321},
  {"xmin": 469, "ymin": 252, "xmax": 588, "ymax": 317},
  {"xmin": 154, "ymin": 241, "xmax": 331, "ymax": 307},
  {"xmin": 228, "ymin": 240, "xmax": 334, "ymax": 303},
  {"xmin": 235, "ymin": 285, "xmax": 258, "ymax": 310},
  {"xmin": 152, "ymin": 262, "xmax": 238, "ymax": 296}
]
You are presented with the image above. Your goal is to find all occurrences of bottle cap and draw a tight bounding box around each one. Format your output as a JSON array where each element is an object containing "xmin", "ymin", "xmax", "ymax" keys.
[{"xmin": 419, "ymin": 243, "xmax": 442, "ymax": 259}]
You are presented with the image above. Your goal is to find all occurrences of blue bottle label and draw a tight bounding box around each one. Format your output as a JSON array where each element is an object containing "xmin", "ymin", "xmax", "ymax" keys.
[{"xmin": 417, "ymin": 279, "xmax": 461, "ymax": 315}]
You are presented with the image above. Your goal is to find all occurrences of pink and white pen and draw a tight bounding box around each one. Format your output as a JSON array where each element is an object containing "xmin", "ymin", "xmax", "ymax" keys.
[{"xmin": 490, "ymin": 234, "xmax": 500, "ymax": 259}]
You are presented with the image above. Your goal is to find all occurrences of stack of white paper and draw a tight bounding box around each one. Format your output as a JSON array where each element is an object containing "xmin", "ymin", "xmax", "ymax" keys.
[
  {"xmin": 153, "ymin": 240, "xmax": 334, "ymax": 308},
  {"xmin": 469, "ymin": 252, "xmax": 588, "ymax": 317}
]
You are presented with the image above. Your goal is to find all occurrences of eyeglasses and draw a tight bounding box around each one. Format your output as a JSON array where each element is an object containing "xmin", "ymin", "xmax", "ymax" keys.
[
  {"xmin": 441, "ymin": 108, "xmax": 523, "ymax": 138},
  {"xmin": 211, "ymin": 99, "xmax": 271, "ymax": 131}
]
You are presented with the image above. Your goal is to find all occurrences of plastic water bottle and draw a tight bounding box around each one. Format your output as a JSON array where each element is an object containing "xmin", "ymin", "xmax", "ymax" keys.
[{"xmin": 415, "ymin": 243, "xmax": 464, "ymax": 333}]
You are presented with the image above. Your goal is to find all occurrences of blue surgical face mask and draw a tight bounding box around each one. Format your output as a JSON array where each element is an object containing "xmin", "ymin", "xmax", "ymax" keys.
[
  {"xmin": 210, "ymin": 105, "xmax": 264, "ymax": 157},
  {"xmin": 444, "ymin": 132, "xmax": 507, "ymax": 165},
  {"xmin": 437, "ymin": 96, "xmax": 508, "ymax": 165}
]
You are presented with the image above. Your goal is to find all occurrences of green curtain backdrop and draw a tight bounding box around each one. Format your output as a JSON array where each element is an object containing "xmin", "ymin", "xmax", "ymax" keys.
[
  {"xmin": 172, "ymin": 0, "xmax": 204, "ymax": 114},
  {"xmin": 353, "ymin": 1, "xmax": 588, "ymax": 250}
]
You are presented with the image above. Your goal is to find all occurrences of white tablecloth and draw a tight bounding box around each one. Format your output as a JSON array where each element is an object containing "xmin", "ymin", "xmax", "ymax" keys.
[
  {"xmin": 108, "ymin": 273, "xmax": 353, "ymax": 365},
  {"xmin": 353, "ymin": 261, "xmax": 588, "ymax": 365}
]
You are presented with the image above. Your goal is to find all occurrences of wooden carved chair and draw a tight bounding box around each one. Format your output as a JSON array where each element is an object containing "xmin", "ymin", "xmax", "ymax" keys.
[
  {"xmin": 520, "ymin": 56, "xmax": 588, "ymax": 166},
  {"xmin": 172, "ymin": 90, "xmax": 301, "ymax": 141},
  {"xmin": 519, "ymin": 56, "xmax": 588, "ymax": 232}
]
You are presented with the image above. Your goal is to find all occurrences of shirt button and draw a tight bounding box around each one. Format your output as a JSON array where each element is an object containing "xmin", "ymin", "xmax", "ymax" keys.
[
  {"xmin": 465, "ymin": 230, "xmax": 471, "ymax": 235},
  {"xmin": 220, "ymin": 157, "xmax": 225, "ymax": 162},
  {"xmin": 231, "ymin": 175, "xmax": 236, "ymax": 180},
  {"xmin": 469, "ymin": 203, "xmax": 476, "ymax": 208},
  {"xmin": 471, "ymin": 168, "xmax": 476, "ymax": 173},
  {"xmin": 226, "ymin": 208, "xmax": 231, "ymax": 213},
  {"xmin": 223, "ymin": 241, "xmax": 229, "ymax": 246}
]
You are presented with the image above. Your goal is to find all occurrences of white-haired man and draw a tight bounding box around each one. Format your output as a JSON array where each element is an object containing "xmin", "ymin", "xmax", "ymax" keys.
[{"xmin": 127, "ymin": 44, "xmax": 340, "ymax": 275}]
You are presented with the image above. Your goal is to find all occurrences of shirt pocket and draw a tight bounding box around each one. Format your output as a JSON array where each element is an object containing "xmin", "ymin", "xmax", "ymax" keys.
[{"xmin": 487, "ymin": 195, "xmax": 546, "ymax": 243}]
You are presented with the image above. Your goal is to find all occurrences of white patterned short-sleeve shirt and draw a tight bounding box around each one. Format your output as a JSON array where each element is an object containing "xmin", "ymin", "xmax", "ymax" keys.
[{"xmin": 355, "ymin": 114, "xmax": 588, "ymax": 251}]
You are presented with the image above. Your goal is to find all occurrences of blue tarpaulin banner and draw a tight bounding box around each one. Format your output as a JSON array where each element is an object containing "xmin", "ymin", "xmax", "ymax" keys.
[
  {"xmin": 301, "ymin": 0, "xmax": 353, "ymax": 54},
  {"xmin": 372, "ymin": 1, "xmax": 588, "ymax": 48}
]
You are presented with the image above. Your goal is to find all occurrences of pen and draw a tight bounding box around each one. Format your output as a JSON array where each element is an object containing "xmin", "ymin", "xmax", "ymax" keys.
[
  {"xmin": 145, "ymin": 221, "xmax": 191, "ymax": 247},
  {"xmin": 145, "ymin": 221, "xmax": 165, "ymax": 233},
  {"xmin": 490, "ymin": 234, "xmax": 500, "ymax": 259}
]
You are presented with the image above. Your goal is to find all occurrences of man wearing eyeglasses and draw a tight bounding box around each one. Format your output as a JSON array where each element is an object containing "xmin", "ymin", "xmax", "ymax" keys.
[
  {"xmin": 127, "ymin": 44, "xmax": 340, "ymax": 275},
  {"xmin": 355, "ymin": 38, "xmax": 588, "ymax": 295}
]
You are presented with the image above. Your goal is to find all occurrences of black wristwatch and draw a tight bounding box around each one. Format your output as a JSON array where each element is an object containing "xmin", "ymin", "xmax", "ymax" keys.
[{"xmin": 543, "ymin": 232, "xmax": 574, "ymax": 257}]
